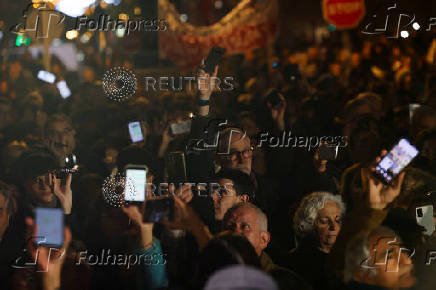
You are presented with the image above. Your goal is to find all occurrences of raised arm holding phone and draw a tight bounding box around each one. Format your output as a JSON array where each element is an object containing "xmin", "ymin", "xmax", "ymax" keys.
[
  {"xmin": 25, "ymin": 217, "xmax": 72, "ymax": 290},
  {"xmin": 328, "ymin": 149, "xmax": 407, "ymax": 284},
  {"xmin": 121, "ymin": 201, "xmax": 169, "ymax": 289}
]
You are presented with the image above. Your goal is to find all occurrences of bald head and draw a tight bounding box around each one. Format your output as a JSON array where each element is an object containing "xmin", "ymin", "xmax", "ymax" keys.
[{"xmin": 222, "ymin": 203, "xmax": 269, "ymax": 256}]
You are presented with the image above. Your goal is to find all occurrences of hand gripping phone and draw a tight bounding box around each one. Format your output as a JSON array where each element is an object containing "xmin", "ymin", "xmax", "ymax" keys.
[
  {"xmin": 124, "ymin": 164, "xmax": 147, "ymax": 203},
  {"xmin": 165, "ymin": 151, "xmax": 187, "ymax": 185},
  {"xmin": 374, "ymin": 138, "xmax": 419, "ymax": 184},
  {"xmin": 416, "ymin": 205, "xmax": 435, "ymax": 236},
  {"xmin": 143, "ymin": 197, "xmax": 174, "ymax": 223},
  {"xmin": 35, "ymin": 207, "xmax": 64, "ymax": 248},
  {"xmin": 128, "ymin": 121, "xmax": 144, "ymax": 143},
  {"xmin": 204, "ymin": 46, "xmax": 226, "ymax": 74}
]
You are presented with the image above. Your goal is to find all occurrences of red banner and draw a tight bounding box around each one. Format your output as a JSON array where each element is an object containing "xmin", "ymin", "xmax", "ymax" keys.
[
  {"xmin": 322, "ymin": 0, "xmax": 365, "ymax": 29},
  {"xmin": 158, "ymin": 0, "xmax": 278, "ymax": 70}
]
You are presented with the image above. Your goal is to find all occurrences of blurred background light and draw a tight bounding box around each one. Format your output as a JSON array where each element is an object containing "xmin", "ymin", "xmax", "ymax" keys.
[
  {"xmin": 214, "ymin": 0, "xmax": 223, "ymax": 9},
  {"xmin": 66, "ymin": 29, "xmax": 79, "ymax": 40},
  {"xmin": 134, "ymin": 6, "xmax": 142, "ymax": 15},
  {"xmin": 55, "ymin": 0, "xmax": 96, "ymax": 17},
  {"xmin": 80, "ymin": 31, "xmax": 93, "ymax": 43},
  {"xmin": 103, "ymin": 0, "xmax": 121, "ymax": 5},
  {"xmin": 116, "ymin": 28, "xmax": 125, "ymax": 38},
  {"xmin": 118, "ymin": 13, "xmax": 129, "ymax": 21},
  {"xmin": 180, "ymin": 14, "xmax": 188, "ymax": 22}
]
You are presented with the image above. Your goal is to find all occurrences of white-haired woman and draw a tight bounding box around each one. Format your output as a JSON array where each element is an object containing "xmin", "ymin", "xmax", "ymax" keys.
[{"xmin": 281, "ymin": 192, "xmax": 346, "ymax": 290}]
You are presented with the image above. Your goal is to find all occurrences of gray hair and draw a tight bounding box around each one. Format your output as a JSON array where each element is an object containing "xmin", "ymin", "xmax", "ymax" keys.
[
  {"xmin": 293, "ymin": 191, "xmax": 346, "ymax": 238},
  {"xmin": 344, "ymin": 226, "xmax": 398, "ymax": 283},
  {"xmin": 225, "ymin": 202, "xmax": 268, "ymax": 231}
]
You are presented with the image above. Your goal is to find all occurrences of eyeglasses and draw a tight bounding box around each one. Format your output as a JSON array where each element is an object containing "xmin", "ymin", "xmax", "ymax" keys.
[
  {"xmin": 211, "ymin": 185, "xmax": 235, "ymax": 198},
  {"xmin": 32, "ymin": 174, "xmax": 50, "ymax": 188},
  {"xmin": 227, "ymin": 146, "xmax": 254, "ymax": 161},
  {"xmin": 31, "ymin": 171, "xmax": 58, "ymax": 187}
]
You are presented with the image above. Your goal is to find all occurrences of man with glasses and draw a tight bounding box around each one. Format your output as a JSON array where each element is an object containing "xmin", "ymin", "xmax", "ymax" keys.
[
  {"xmin": 44, "ymin": 114, "xmax": 76, "ymax": 166},
  {"xmin": 215, "ymin": 128, "xmax": 254, "ymax": 175},
  {"xmin": 187, "ymin": 62, "xmax": 281, "ymax": 257},
  {"xmin": 210, "ymin": 169, "xmax": 254, "ymax": 234}
]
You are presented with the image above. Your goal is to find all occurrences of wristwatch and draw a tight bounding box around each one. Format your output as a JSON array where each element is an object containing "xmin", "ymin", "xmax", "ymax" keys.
[{"xmin": 198, "ymin": 99, "xmax": 210, "ymax": 106}]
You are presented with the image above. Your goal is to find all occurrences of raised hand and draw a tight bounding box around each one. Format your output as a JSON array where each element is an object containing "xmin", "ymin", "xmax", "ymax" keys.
[
  {"xmin": 161, "ymin": 195, "xmax": 200, "ymax": 232},
  {"xmin": 121, "ymin": 203, "xmax": 153, "ymax": 249},
  {"xmin": 158, "ymin": 126, "xmax": 174, "ymax": 158},
  {"xmin": 25, "ymin": 217, "xmax": 71, "ymax": 290},
  {"xmin": 197, "ymin": 60, "xmax": 219, "ymax": 101},
  {"xmin": 122, "ymin": 204, "xmax": 144, "ymax": 226},
  {"xmin": 266, "ymin": 93, "xmax": 286, "ymax": 131},
  {"xmin": 51, "ymin": 173, "xmax": 72, "ymax": 214},
  {"xmin": 313, "ymin": 145, "xmax": 328, "ymax": 174},
  {"xmin": 362, "ymin": 150, "xmax": 405, "ymax": 210},
  {"xmin": 169, "ymin": 183, "xmax": 194, "ymax": 204}
]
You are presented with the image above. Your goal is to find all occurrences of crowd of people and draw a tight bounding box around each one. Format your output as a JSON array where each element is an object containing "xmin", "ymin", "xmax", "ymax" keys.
[{"xmin": 0, "ymin": 34, "xmax": 435, "ymax": 290}]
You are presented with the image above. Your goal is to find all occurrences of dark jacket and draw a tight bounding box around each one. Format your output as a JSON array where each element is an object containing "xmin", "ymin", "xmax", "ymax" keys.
[
  {"xmin": 347, "ymin": 281, "xmax": 389, "ymax": 290},
  {"xmin": 260, "ymin": 251, "xmax": 312, "ymax": 290},
  {"xmin": 280, "ymin": 236, "xmax": 329, "ymax": 290}
]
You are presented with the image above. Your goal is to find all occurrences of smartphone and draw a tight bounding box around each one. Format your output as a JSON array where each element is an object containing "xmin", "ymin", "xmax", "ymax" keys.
[
  {"xmin": 416, "ymin": 205, "xmax": 435, "ymax": 236},
  {"xmin": 166, "ymin": 151, "xmax": 187, "ymax": 185},
  {"xmin": 56, "ymin": 81, "xmax": 71, "ymax": 99},
  {"xmin": 124, "ymin": 165, "xmax": 147, "ymax": 203},
  {"xmin": 37, "ymin": 70, "xmax": 56, "ymax": 84},
  {"xmin": 409, "ymin": 104, "xmax": 421, "ymax": 120},
  {"xmin": 319, "ymin": 144, "xmax": 339, "ymax": 160},
  {"xmin": 128, "ymin": 121, "xmax": 144, "ymax": 143},
  {"xmin": 143, "ymin": 197, "xmax": 174, "ymax": 223},
  {"xmin": 374, "ymin": 138, "xmax": 419, "ymax": 184},
  {"xmin": 265, "ymin": 89, "xmax": 283, "ymax": 110},
  {"xmin": 204, "ymin": 46, "xmax": 226, "ymax": 74},
  {"xmin": 35, "ymin": 208, "xmax": 64, "ymax": 248},
  {"xmin": 170, "ymin": 120, "xmax": 191, "ymax": 136}
]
